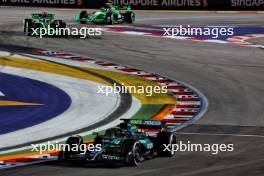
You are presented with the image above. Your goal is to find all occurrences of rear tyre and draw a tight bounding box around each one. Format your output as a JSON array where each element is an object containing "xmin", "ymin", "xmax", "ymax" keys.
[
  {"xmin": 51, "ymin": 20, "xmax": 67, "ymax": 37},
  {"xmin": 60, "ymin": 22, "xmax": 66, "ymax": 28},
  {"xmin": 79, "ymin": 11, "xmax": 89, "ymax": 24},
  {"xmin": 24, "ymin": 19, "xmax": 34, "ymax": 36},
  {"xmin": 80, "ymin": 11, "xmax": 88, "ymax": 19},
  {"xmin": 155, "ymin": 131, "xmax": 177, "ymax": 157},
  {"xmin": 121, "ymin": 139, "xmax": 142, "ymax": 166},
  {"xmin": 51, "ymin": 20, "xmax": 66, "ymax": 28}
]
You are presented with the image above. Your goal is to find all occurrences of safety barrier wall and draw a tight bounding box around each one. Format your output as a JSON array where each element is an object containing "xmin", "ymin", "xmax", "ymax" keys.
[{"xmin": 0, "ymin": 0, "xmax": 264, "ymax": 10}]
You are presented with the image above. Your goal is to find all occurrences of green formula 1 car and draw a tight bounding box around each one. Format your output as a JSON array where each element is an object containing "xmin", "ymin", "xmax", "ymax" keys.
[
  {"xmin": 58, "ymin": 119, "xmax": 177, "ymax": 166},
  {"xmin": 74, "ymin": 4, "xmax": 135, "ymax": 25},
  {"xmin": 23, "ymin": 12, "xmax": 67, "ymax": 36}
]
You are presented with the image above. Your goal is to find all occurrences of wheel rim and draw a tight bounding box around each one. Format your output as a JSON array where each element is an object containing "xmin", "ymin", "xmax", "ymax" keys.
[
  {"xmin": 110, "ymin": 15, "xmax": 114, "ymax": 24},
  {"xmin": 170, "ymin": 135, "xmax": 176, "ymax": 156},
  {"xmin": 26, "ymin": 22, "xmax": 28, "ymax": 34},
  {"xmin": 133, "ymin": 143, "xmax": 141, "ymax": 165},
  {"xmin": 111, "ymin": 15, "xmax": 114, "ymax": 24},
  {"xmin": 107, "ymin": 16, "xmax": 111, "ymax": 24},
  {"xmin": 131, "ymin": 13, "xmax": 135, "ymax": 23},
  {"xmin": 134, "ymin": 144, "xmax": 141, "ymax": 164}
]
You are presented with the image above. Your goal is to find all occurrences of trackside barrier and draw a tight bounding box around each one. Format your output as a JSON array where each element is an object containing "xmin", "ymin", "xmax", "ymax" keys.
[{"xmin": 0, "ymin": 0, "xmax": 264, "ymax": 10}]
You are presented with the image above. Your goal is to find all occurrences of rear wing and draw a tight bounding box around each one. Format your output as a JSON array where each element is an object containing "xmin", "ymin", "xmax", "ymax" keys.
[
  {"xmin": 105, "ymin": 3, "xmax": 132, "ymax": 11},
  {"xmin": 121, "ymin": 119, "xmax": 166, "ymax": 129},
  {"xmin": 118, "ymin": 5, "xmax": 132, "ymax": 11},
  {"xmin": 121, "ymin": 119, "xmax": 178, "ymax": 133},
  {"xmin": 31, "ymin": 13, "xmax": 54, "ymax": 20}
]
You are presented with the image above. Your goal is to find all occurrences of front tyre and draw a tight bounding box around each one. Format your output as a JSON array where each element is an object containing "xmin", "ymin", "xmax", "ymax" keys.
[
  {"xmin": 58, "ymin": 150, "xmax": 64, "ymax": 160},
  {"xmin": 63, "ymin": 135, "xmax": 84, "ymax": 157},
  {"xmin": 80, "ymin": 11, "xmax": 88, "ymax": 19},
  {"xmin": 110, "ymin": 13, "xmax": 118, "ymax": 25}
]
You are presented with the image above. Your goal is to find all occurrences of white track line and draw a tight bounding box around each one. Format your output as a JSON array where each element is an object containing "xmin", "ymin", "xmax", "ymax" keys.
[
  {"xmin": 0, "ymin": 66, "xmax": 121, "ymax": 149},
  {"xmin": 258, "ymin": 45, "xmax": 264, "ymax": 49},
  {"xmin": 0, "ymin": 91, "xmax": 4, "ymax": 96},
  {"xmin": 177, "ymin": 132, "xmax": 264, "ymax": 138}
]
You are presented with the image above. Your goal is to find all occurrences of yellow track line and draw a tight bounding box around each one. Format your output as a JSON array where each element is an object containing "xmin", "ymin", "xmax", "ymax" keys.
[{"xmin": 0, "ymin": 101, "xmax": 43, "ymax": 106}]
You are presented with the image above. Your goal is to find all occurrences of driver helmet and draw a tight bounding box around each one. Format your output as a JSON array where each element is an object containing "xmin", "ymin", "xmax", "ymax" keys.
[
  {"xmin": 42, "ymin": 12, "xmax": 48, "ymax": 18},
  {"xmin": 100, "ymin": 7, "xmax": 107, "ymax": 12},
  {"xmin": 119, "ymin": 123, "xmax": 137, "ymax": 134}
]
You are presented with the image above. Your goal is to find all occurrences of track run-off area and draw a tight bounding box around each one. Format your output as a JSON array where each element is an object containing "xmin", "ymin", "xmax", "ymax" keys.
[
  {"xmin": 0, "ymin": 7, "xmax": 264, "ymax": 176},
  {"xmin": 0, "ymin": 46, "xmax": 206, "ymax": 168}
]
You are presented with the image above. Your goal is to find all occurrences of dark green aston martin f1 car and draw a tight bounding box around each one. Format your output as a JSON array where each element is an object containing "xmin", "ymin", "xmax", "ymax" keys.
[
  {"xmin": 58, "ymin": 119, "xmax": 177, "ymax": 166},
  {"xmin": 24, "ymin": 12, "xmax": 67, "ymax": 36},
  {"xmin": 74, "ymin": 4, "xmax": 135, "ymax": 25}
]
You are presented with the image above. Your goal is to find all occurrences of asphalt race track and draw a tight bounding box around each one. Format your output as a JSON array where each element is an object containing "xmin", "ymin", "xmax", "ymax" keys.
[{"xmin": 0, "ymin": 7, "xmax": 264, "ymax": 176}]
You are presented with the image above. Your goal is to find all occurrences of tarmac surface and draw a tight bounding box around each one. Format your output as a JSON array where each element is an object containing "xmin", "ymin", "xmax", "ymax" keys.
[{"xmin": 0, "ymin": 7, "xmax": 264, "ymax": 176}]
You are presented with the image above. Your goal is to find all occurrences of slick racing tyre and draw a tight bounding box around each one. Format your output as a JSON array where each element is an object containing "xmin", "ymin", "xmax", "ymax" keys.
[
  {"xmin": 24, "ymin": 19, "xmax": 34, "ymax": 36},
  {"xmin": 124, "ymin": 12, "xmax": 135, "ymax": 24},
  {"xmin": 80, "ymin": 11, "xmax": 88, "ymax": 19},
  {"xmin": 58, "ymin": 150, "xmax": 64, "ymax": 161},
  {"xmin": 51, "ymin": 20, "xmax": 66, "ymax": 28},
  {"xmin": 79, "ymin": 11, "xmax": 88, "ymax": 24},
  {"xmin": 121, "ymin": 139, "xmax": 142, "ymax": 166},
  {"xmin": 106, "ymin": 15, "xmax": 112, "ymax": 25},
  {"xmin": 50, "ymin": 20, "xmax": 67, "ymax": 37},
  {"xmin": 107, "ymin": 13, "xmax": 117, "ymax": 25},
  {"xmin": 63, "ymin": 135, "xmax": 84, "ymax": 156},
  {"xmin": 93, "ymin": 136, "xmax": 103, "ymax": 145},
  {"xmin": 156, "ymin": 131, "xmax": 177, "ymax": 157}
]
